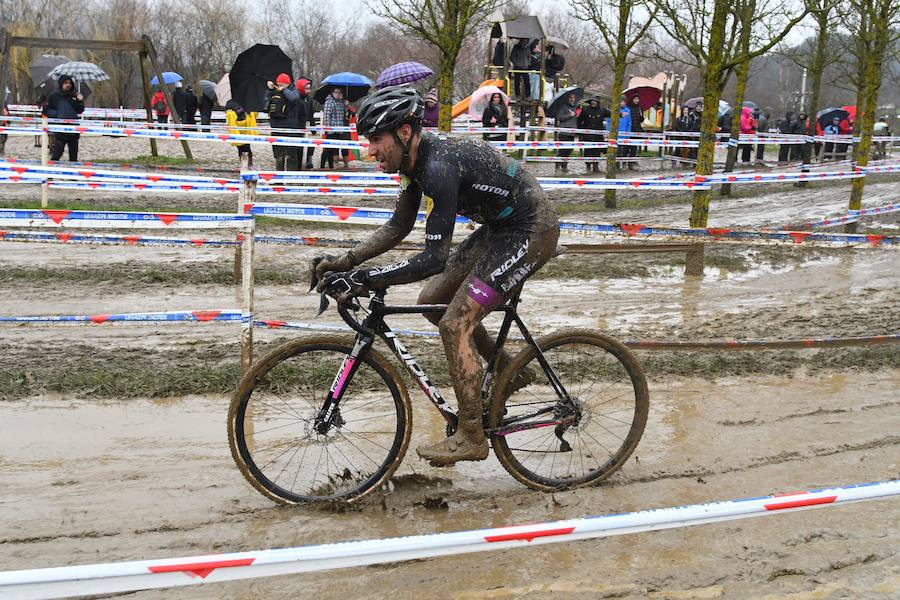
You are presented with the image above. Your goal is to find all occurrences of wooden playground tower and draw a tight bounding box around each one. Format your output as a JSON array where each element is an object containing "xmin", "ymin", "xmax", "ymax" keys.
[
  {"xmin": 485, "ymin": 14, "xmax": 549, "ymax": 127},
  {"xmin": 0, "ymin": 30, "xmax": 192, "ymax": 159}
]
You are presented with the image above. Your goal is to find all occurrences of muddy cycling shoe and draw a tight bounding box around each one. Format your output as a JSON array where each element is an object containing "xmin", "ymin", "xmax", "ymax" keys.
[{"xmin": 416, "ymin": 423, "xmax": 489, "ymax": 466}]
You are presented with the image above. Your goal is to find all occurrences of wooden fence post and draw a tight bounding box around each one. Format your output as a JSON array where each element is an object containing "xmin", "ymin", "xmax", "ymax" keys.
[
  {"xmin": 40, "ymin": 115, "xmax": 49, "ymax": 208},
  {"xmin": 240, "ymin": 219, "xmax": 255, "ymax": 373}
]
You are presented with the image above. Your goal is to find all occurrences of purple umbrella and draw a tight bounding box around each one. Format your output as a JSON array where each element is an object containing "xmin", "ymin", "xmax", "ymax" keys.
[{"xmin": 375, "ymin": 61, "xmax": 434, "ymax": 89}]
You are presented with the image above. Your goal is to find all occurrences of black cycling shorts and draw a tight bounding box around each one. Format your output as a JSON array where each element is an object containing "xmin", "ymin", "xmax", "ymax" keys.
[{"xmin": 463, "ymin": 199, "xmax": 559, "ymax": 310}]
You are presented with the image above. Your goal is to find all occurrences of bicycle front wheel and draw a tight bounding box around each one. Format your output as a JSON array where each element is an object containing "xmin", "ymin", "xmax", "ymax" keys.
[
  {"xmin": 489, "ymin": 329, "xmax": 648, "ymax": 492},
  {"xmin": 228, "ymin": 336, "xmax": 411, "ymax": 504}
]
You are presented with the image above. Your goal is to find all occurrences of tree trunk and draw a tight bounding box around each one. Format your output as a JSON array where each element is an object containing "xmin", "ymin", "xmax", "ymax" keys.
[
  {"xmin": 603, "ymin": 54, "xmax": 627, "ymax": 209},
  {"xmin": 689, "ymin": 0, "xmax": 730, "ymax": 228},
  {"xmin": 437, "ymin": 56, "xmax": 456, "ymax": 133},
  {"xmin": 720, "ymin": 61, "xmax": 750, "ymax": 196},
  {"xmin": 846, "ymin": 1, "xmax": 890, "ymax": 233},
  {"xmin": 720, "ymin": 0, "xmax": 754, "ymax": 197},
  {"xmin": 806, "ymin": 9, "xmax": 829, "ymax": 136},
  {"xmin": 603, "ymin": 0, "xmax": 633, "ymax": 209}
]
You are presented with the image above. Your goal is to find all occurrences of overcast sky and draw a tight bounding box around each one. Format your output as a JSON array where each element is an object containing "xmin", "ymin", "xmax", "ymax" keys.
[{"xmin": 332, "ymin": 1, "xmax": 807, "ymax": 44}]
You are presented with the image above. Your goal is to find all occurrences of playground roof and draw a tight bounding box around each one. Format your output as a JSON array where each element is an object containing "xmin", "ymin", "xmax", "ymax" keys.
[{"xmin": 489, "ymin": 14, "xmax": 546, "ymax": 40}]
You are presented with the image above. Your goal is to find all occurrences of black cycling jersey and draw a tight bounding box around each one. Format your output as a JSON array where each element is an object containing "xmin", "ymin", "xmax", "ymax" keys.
[{"xmin": 363, "ymin": 133, "xmax": 546, "ymax": 288}]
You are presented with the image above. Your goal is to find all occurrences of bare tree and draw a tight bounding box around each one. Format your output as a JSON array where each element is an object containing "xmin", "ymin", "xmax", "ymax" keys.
[
  {"xmin": 841, "ymin": 0, "xmax": 900, "ymax": 231},
  {"xmin": 569, "ymin": 0, "xmax": 656, "ymax": 208},
  {"xmin": 651, "ymin": 0, "xmax": 810, "ymax": 227},
  {"xmin": 367, "ymin": 0, "xmax": 506, "ymax": 131}
]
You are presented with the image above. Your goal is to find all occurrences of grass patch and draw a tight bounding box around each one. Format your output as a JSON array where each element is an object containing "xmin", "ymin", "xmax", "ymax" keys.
[
  {"xmin": 0, "ymin": 342, "xmax": 895, "ymax": 401},
  {"xmin": 0, "ymin": 264, "xmax": 306, "ymax": 286}
]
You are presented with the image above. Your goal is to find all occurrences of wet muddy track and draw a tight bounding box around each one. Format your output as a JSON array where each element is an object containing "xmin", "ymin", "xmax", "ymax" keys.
[{"xmin": 0, "ymin": 135, "xmax": 898, "ymax": 598}]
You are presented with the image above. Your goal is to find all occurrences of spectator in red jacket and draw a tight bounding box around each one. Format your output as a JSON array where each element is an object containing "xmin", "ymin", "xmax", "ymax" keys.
[{"xmin": 151, "ymin": 89, "xmax": 169, "ymax": 123}]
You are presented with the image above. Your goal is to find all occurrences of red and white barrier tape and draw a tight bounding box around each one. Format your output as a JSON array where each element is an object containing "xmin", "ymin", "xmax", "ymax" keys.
[
  {"xmin": 244, "ymin": 203, "xmax": 899, "ymax": 247},
  {"xmin": 0, "ymin": 480, "xmax": 896, "ymax": 599},
  {"xmin": 0, "ymin": 310, "xmax": 245, "ymax": 324}
]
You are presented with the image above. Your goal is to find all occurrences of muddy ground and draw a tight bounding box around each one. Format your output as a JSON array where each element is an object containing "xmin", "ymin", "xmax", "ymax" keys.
[{"xmin": 0, "ymin": 135, "xmax": 898, "ymax": 598}]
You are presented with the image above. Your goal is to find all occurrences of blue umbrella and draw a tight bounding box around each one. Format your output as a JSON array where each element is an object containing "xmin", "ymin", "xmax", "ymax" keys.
[
  {"xmin": 150, "ymin": 71, "xmax": 183, "ymax": 85},
  {"xmin": 321, "ymin": 72, "xmax": 373, "ymax": 87},
  {"xmin": 315, "ymin": 72, "xmax": 373, "ymax": 103}
]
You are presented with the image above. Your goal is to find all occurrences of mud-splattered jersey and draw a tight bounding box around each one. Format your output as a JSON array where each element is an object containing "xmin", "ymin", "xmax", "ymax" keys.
[{"xmin": 365, "ymin": 133, "xmax": 546, "ymax": 288}]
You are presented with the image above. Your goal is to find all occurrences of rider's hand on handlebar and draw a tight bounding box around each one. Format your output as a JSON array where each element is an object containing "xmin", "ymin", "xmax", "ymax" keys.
[
  {"xmin": 309, "ymin": 252, "xmax": 355, "ymax": 292},
  {"xmin": 321, "ymin": 269, "xmax": 371, "ymax": 304}
]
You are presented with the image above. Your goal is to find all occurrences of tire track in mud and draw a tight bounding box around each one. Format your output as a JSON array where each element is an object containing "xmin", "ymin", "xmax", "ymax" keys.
[
  {"xmin": 7, "ymin": 434, "xmax": 895, "ymax": 548},
  {"xmin": 717, "ymin": 399, "xmax": 900, "ymax": 426}
]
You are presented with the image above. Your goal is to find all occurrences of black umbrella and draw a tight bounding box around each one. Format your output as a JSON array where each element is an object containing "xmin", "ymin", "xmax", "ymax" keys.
[
  {"xmin": 29, "ymin": 54, "xmax": 68, "ymax": 87},
  {"xmin": 546, "ymin": 85, "xmax": 583, "ymax": 118},
  {"xmin": 229, "ymin": 44, "xmax": 292, "ymax": 112},
  {"xmin": 816, "ymin": 107, "xmax": 850, "ymax": 129},
  {"xmin": 199, "ymin": 79, "xmax": 217, "ymax": 100}
]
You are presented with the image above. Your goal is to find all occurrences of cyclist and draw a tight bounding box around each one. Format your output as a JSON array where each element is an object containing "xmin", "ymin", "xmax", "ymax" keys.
[{"xmin": 312, "ymin": 87, "xmax": 559, "ymax": 465}]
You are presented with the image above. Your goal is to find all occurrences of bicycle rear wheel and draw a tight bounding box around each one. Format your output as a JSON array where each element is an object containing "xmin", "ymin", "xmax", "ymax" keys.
[
  {"xmin": 489, "ymin": 329, "xmax": 648, "ymax": 492},
  {"xmin": 228, "ymin": 336, "xmax": 411, "ymax": 504}
]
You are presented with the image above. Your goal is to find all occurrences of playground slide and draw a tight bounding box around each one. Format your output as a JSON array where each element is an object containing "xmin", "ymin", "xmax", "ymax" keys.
[{"xmin": 452, "ymin": 79, "xmax": 505, "ymax": 118}]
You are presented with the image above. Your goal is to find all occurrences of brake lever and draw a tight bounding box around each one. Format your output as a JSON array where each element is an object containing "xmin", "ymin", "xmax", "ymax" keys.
[
  {"xmin": 309, "ymin": 258, "xmax": 322, "ymax": 293},
  {"xmin": 317, "ymin": 291, "xmax": 330, "ymax": 316}
]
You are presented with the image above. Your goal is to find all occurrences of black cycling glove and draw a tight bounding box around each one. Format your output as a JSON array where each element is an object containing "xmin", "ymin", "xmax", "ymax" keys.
[{"xmin": 321, "ymin": 269, "xmax": 371, "ymax": 303}]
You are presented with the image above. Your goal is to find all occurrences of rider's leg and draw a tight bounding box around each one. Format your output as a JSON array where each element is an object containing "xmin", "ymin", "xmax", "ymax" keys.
[
  {"xmin": 416, "ymin": 290, "xmax": 491, "ymax": 465},
  {"xmin": 418, "ymin": 228, "xmax": 514, "ymax": 368}
]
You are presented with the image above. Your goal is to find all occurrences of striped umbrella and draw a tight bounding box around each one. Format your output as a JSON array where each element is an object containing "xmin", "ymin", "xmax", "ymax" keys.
[
  {"xmin": 46, "ymin": 61, "xmax": 110, "ymax": 86},
  {"xmin": 375, "ymin": 61, "xmax": 433, "ymax": 89}
]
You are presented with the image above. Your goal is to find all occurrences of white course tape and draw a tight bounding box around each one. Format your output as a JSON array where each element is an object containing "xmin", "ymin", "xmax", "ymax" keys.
[{"xmin": 0, "ymin": 480, "xmax": 896, "ymax": 599}]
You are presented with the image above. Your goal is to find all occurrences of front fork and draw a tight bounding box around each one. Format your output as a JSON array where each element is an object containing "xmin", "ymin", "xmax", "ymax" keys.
[{"xmin": 314, "ymin": 333, "xmax": 374, "ymax": 434}]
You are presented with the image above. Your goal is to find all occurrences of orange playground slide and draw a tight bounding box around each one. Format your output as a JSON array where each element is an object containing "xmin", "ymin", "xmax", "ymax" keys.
[{"xmin": 452, "ymin": 79, "xmax": 505, "ymax": 118}]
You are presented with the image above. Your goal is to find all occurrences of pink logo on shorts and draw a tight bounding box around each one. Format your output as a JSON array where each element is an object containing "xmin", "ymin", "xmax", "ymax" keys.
[{"xmin": 467, "ymin": 277, "xmax": 500, "ymax": 309}]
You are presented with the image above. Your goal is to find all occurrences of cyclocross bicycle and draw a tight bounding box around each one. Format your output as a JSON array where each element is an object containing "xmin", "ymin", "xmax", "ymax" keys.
[{"xmin": 229, "ymin": 288, "xmax": 649, "ymax": 504}]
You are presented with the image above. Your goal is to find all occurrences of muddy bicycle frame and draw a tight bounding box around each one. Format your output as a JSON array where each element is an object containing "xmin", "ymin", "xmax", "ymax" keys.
[{"xmin": 313, "ymin": 288, "xmax": 578, "ymax": 437}]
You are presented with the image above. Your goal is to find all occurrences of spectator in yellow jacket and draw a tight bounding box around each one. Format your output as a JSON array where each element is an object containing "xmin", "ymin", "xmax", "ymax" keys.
[{"xmin": 225, "ymin": 99, "xmax": 257, "ymax": 166}]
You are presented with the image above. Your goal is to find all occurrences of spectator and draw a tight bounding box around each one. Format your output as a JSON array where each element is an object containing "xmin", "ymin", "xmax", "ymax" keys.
[
  {"xmin": 491, "ymin": 39, "xmax": 505, "ymax": 68},
  {"xmin": 172, "ymin": 81, "xmax": 188, "ymax": 124},
  {"xmin": 790, "ymin": 112, "xmax": 808, "ymax": 162},
  {"xmin": 321, "ymin": 87, "xmax": 350, "ymax": 170},
  {"xmin": 555, "ymin": 92, "xmax": 578, "ymax": 172},
  {"xmin": 609, "ymin": 97, "xmax": 633, "ymax": 168},
  {"xmin": 151, "ymin": 88, "xmax": 169, "ymax": 123},
  {"xmin": 481, "ymin": 92, "xmax": 508, "ymax": 141},
  {"xmin": 510, "ymin": 38, "xmax": 531, "ymax": 99},
  {"xmin": 577, "ymin": 97, "xmax": 608, "ymax": 173},
  {"xmin": 823, "ymin": 117, "xmax": 840, "ymax": 160},
  {"xmin": 688, "ymin": 104, "xmax": 702, "ymax": 160},
  {"xmin": 628, "ymin": 95, "xmax": 645, "ymax": 164},
  {"xmin": 42, "ymin": 75, "xmax": 85, "ymax": 161},
  {"xmin": 545, "ymin": 45, "xmax": 565, "ymax": 83},
  {"xmin": 673, "ymin": 106, "xmax": 692, "ymax": 161},
  {"xmin": 182, "ymin": 85, "xmax": 198, "ymax": 126},
  {"xmin": 0, "ymin": 99, "xmax": 8, "ymax": 156},
  {"xmin": 422, "ymin": 88, "xmax": 439, "ymax": 127},
  {"xmin": 873, "ymin": 115, "xmax": 890, "ymax": 159},
  {"xmin": 651, "ymin": 100, "xmax": 664, "ymax": 128},
  {"xmin": 225, "ymin": 99, "xmax": 256, "ymax": 167},
  {"xmin": 528, "ymin": 41, "xmax": 542, "ymax": 101},
  {"xmin": 296, "ymin": 78, "xmax": 316, "ymax": 169},
  {"xmin": 777, "ymin": 111, "xmax": 795, "ymax": 164},
  {"xmin": 836, "ymin": 115, "xmax": 853, "ymax": 160},
  {"xmin": 739, "ymin": 106, "xmax": 757, "ymax": 163},
  {"xmin": 755, "ymin": 108, "xmax": 769, "ymax": 163},
  {"xmin": 199, "ymin": 89, "xmax": 214, "ymax": 132},
  {"xmin": 265, "ymin": 72, "xmax": 301, "ymax": 171}
]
